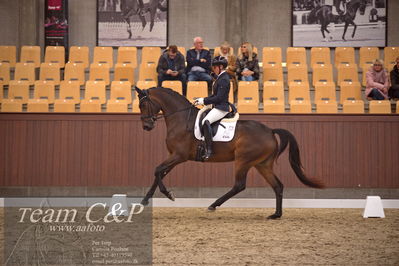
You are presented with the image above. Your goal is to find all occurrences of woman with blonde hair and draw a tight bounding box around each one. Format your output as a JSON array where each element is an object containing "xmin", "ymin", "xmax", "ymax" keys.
[
  {"xmin": 235, "ymin": 42, "xmax": 260, "ymax": 81},
  {"xmin": 366, "ymin": 59, "xmax": 390, "ymax": 100},
  {"xmin": 216, "ymin": 41, "xmax": 238, "ymax": 95}
]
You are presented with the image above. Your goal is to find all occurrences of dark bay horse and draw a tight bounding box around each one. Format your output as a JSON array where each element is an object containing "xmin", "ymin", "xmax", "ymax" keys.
[
  {"xmin": 135, "ymin": 87, "xmax": 324, "ymax": 219},
  {"xmin": 309, "ymin": 0, "xmax": 367, "ymax": 41},
  {"xmin": 120, "ymin": 0, "xmax": 167, "ymax": 38}
]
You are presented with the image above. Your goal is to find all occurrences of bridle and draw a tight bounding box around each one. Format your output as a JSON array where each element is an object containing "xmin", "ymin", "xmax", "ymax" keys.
[{"xmin": 138, "ymin": 91, "xmax": 195, "ymax": 124}]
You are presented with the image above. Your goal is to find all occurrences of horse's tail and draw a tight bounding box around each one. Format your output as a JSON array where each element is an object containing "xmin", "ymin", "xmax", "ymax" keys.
[{"xmin": 272, "ymin": 129, "xmax": 325, "ymax": 189}]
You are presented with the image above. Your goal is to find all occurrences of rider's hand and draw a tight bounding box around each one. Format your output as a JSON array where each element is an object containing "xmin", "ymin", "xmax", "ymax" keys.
[{"xmin": 194, "ymin": 98, "xmax": 204, "ymax": 105}]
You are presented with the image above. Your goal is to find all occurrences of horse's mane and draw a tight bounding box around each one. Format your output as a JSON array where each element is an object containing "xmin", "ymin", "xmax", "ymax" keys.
[{"xmin": 148, "ymin": 87, "xmax": 193, "ymax": 106}]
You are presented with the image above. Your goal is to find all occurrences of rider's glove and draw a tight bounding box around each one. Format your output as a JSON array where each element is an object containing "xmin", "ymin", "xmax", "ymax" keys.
[{"xmin": 194, "ymin": 98, "xmax": 204, "ymax": 105}]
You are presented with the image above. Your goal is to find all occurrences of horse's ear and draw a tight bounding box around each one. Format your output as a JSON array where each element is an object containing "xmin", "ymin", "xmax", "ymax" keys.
[{"xmin": 135, "ymin": 86, "xmax": 143, "ymax": 95}]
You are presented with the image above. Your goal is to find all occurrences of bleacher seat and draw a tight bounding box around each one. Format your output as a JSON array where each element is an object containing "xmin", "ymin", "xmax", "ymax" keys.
[
  {"xmin": 361, "ymin": 64, "xmax": 373, "ymax": 87},
  {"xmin": 342, "ymin": 100, "xmax": 364, "ymax": 113},
  {"xmin": 311, "ymin": 47, "xmax": 331, "ymax": 67},
  {"xmin": 186, "ymin": 81, "xmax": 208, "ymax": 102},
  {"xmin": 138, "ymin": 62, "xmax": 157, "ymax": 82},
  {"xmin": 337, "ymin": 64, "xmax": 358, "ymax": 85},
  {"xmin": 8, "ymin": 80, "xmax": 30, "ymax": 103},
  {"xmin": 0, "ymin": 81, "xmax": 3, "ymax": 100},
  {"xmin": 359, "ymin": 47, "xmax": 379, "ymax": 67},
  {"xmin": 263, "ymin": 81, "xmax": 285, "ymax": 113},
  {"xmin": 315, "ymin": 100, "xmax": 338, "ymax": 113},
  {"xmin": 237, "ymin": 81, "xmax": 259, "ymax": 113},
  {"xmin": 262, "ymin": 47, "xmax": 282, "ymax": 67},
  {"xmin": 69, "ymin": 46, "xmax": 89, "ymax": 68},
  {"xmin": 114, "ymin": 63, "xmax": 135, "ymax": 84},
  {"xmin": 287, "ymin": 64, "xmax": 308, "ymax": 85},
  {"xmin": 314, "ymin": 81, "xmax": 336, "ymax": 102},
  {"xmin": 84, "ymin": 80, "xmax": 106, "ymax": 104},
  {"xmin": 57, "ymin": 80, "xmax": 81, "ymax": 104},
  {"xmin": 20, "ymin": 46, "xmax": 41, "ymax": 68},
  {"xmin": 384, "ymin": 47, "xmax": 399, "ymax": 70},
  {"xmin": 109, "ymin": 81, "xmax": 132, "ymax": 104},
  {"xmin": 141, "ymin": 47, "xmax": 161, "ymax": 65},
  {"xmin": 162, "ymin": 80, "xmax": 183, "ymax": 95},
  {"xmin": 80, "ymin": 99, "xmax": 102, "ymax": 112},
  {"xmin": 39, "ymin": 62, "xmax": 60, "ymax": 85},
  {"xmin": 288, "ymin": 81, "xmax": 310, "ymax": 102},
  {"xmin": 263, "ymin": 64, "xmax": 283, "ymax": 83},
  {"xmin": 107, "ymin": 81, "xmax": 131, "ymax": 112},
  {"xmin": 93, "ymin": 46, "xmax": 113, "ymax": 68},
  {"xmin": 0, "ymin": 46, "xmax": 17, "ymax": 67},
  {"xmin": 369, "ymin": 100, "xmax": 391, "ymax": 114},
  {"xmin": 0, "ymin": 62, "xmax": 10, "ymax": 85},
  {"xmin": 1, "ymin": 99, "xmax": 23, "ymax": 112},
  {"xmin": 286, "ymin": 47, "xmax": 307, "ymax": 67},
  {"xmin": 177, "ymin": 46, "xmax": 186, "ymax": 57},
  {"xmin": 312, "ymin": 64, "xmax": 333, "ymax": 86},
  {"xmin": 32, "ymin": 80, "xmax": 55, "ymax": 104},
  {"xmin": 135, "ymin": 80, "xmax": 157, "ymax": 90},
  {"xmin": 27, "ymin": 99, "xmax": 49, "ymax": 112},
  {"xmin": 117, "ymin": 47, "xmax": 137, "ymax": 68},
  {"xmin": 89, "ymin": 63, "xmax": 110, "ymax": 85},
  {"xmin": 14, "ymin": 62, "xmax": 35, "ymax": 85},
  {"xmin": 54, "ymin": 100, "xmax": 76, "ymax": 112},
  {"xmin": 335, "ymin": 47, "xmax": 355, "ymax": 66},
  {"xmin": 340, "ymin": 81, "xmax": 362, "ymax": 102},
  {"xmin": 44, "ymin": 46, "xmax": 65, "ymax": 68},
  {"xmin": 64, "ymin": 62, "xmax": 85, "ymax": 85},
  {"xmin": 290, "ymin": 99, "xmax": 311, "ymax": 113}
]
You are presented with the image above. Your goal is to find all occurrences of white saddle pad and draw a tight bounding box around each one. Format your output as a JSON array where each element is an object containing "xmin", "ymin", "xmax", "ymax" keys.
[{"xmin": 194, "ymin": 106, "xmax": 239, "ymax": 142}]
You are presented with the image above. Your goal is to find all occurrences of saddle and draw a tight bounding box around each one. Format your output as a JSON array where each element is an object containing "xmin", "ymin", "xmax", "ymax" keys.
[{"xmin": 194, "ymin": 104, "xmax": 239, "ymax": 143}]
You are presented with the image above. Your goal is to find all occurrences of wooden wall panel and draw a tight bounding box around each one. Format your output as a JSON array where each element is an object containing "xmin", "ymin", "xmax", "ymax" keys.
[{"xmin": 0, "ymin": 113, "xmax": 398, "ymax": 188}]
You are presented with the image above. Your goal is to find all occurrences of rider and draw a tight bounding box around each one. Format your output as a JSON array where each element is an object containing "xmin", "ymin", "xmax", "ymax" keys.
[{"xmin": 194, "ymin": 56, "xmax": 231, "ymax": 160}]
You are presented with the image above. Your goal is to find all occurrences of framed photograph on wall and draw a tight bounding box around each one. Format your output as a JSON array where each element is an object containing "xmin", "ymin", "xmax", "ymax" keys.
[
  {"xmin": 292, "ymin": 0, "xmax": 387, "ymax": 47},
  {"xmin": 97, "ymin": 0, "xmax": 168, "ymax": 47}
]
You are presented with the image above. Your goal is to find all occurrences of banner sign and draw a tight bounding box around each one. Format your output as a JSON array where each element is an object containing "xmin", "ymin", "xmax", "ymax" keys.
[{"xmin": 45, "ymin": 0, "xmax": 69, "ymax": 49}]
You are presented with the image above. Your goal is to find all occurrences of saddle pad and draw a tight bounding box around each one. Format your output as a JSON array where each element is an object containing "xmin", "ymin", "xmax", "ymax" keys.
[{"xmin": 194, "ymin": 105, "xmax": 239, "ymax": 142}]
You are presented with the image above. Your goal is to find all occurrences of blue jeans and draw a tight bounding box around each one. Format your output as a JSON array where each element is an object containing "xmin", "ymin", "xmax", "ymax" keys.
[
  {"xmin": 368, "ymin": 88, "xmax": 385, "ymax": 100},
  {"xmin": 240, "ymin": 75, "xmax": 255, "ymax": 81},
  {"xmin": 188, "ymin": 71, "xmax": 212, "ymax": 90}
]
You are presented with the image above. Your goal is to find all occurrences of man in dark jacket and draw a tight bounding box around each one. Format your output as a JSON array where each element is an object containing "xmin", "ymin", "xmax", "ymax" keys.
[
  {"xmin": 194, "ymin": 56, "xmax": 230, "ymax": 160},
  {"xmin": 389, "ymin": 57, "xmax": 399, "ymax": 99},
  {"xmin": 186, "ymin": 36, "xmax": 212, "ymax": 91},
  {"xmin": 157, "ymin": 45, "xmax": 187, "ymax": 95}
]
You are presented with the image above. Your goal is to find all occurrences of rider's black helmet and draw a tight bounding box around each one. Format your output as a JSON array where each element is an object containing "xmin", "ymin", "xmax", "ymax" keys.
[{"xmin": 211, "ymin": 56, "xmax": 228, "ymax": 68}]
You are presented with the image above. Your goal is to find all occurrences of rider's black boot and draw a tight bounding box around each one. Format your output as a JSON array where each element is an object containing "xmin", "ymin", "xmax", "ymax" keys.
[{"xmin": 202, "ymin": 121, "xmax": 213, "ymax": 161}]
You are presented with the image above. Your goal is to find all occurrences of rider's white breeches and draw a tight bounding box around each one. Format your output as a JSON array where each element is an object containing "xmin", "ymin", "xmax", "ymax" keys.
[{"xmin": 202, "ymin": 108, "xmax": 229, "ymax": 125}]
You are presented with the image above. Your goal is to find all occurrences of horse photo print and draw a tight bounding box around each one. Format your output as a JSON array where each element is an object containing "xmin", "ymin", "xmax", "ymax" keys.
[
  {"xmin": 97, "ymin": 0, "xmax": 168, "ymax": 47},
  {"xmin": 292, "ymin": 0, "xmax": 386, "ymax": 47}
]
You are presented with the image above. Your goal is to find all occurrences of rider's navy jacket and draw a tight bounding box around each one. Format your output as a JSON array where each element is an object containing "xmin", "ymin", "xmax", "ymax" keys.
[{"xmin": 204, "ymin": 71, "xmax": 230, "ymax": 112}]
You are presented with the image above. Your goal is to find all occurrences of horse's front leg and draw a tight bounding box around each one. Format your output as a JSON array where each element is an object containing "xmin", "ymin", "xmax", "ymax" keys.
[
  {"xmin": 141, "ymin": 154, "xmax": 185, "ymax": 205},
  {"xmin": 351, "ymin": 22, "xmax": 357, "ymax": 38}
]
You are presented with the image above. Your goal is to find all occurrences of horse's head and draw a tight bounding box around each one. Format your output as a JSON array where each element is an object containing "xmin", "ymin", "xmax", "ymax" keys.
[
  {"xmin": 135, "ymin": 86, "xmax": 162, "ymax": 131},
  {"xmin": 359, "ymin": 0, "xmax": 367, "ymax": 15}
]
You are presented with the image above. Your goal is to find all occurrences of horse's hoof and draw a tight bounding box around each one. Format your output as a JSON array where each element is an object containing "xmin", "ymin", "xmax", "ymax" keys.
[
  {"xmin": 267, "ymin": 214, "xmax": 282, "ymax": 219},
  {"xmin": 208, "ymin": 206, "xmax": 216, "ymax": 212},
  {"xmin": 141, "ymin": 199, "xmax": 149, "ymax": 206},
  {"xmin": 167, "ymin": 191, "xmax": 175, "ymax": 201}
]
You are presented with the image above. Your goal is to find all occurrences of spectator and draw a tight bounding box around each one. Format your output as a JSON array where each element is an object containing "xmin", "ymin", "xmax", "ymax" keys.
[
  {"xmin": 389, "ymin": 57, "xmax": 399, "ymax": 99},
  {"xmin": 186, "ymin": 36, "xmax": 212, "ymax": 91},
  {"xmin": 365, "ymin": 59, "xmax": 389, "ymax": 100},
  {"xmin": 216, "ymin": 41, "xmax": 237, "ymax": 98},
  {"xmin": 157, "ymin": 45, "xmax": 187, "ymax": 95},
  {"xmin": 236, "ymin": 42, "xmax": 260, "ymax": 81}
]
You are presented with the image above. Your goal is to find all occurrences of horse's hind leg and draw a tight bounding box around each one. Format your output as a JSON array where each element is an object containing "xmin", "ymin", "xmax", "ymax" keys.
[
  {"xmin": 208, "ymin": 162, "xmax": 250, "ymax": 211},
  {"xmin": 255, "ymin": 160, "xmax": 284, "ymax": 219}
]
